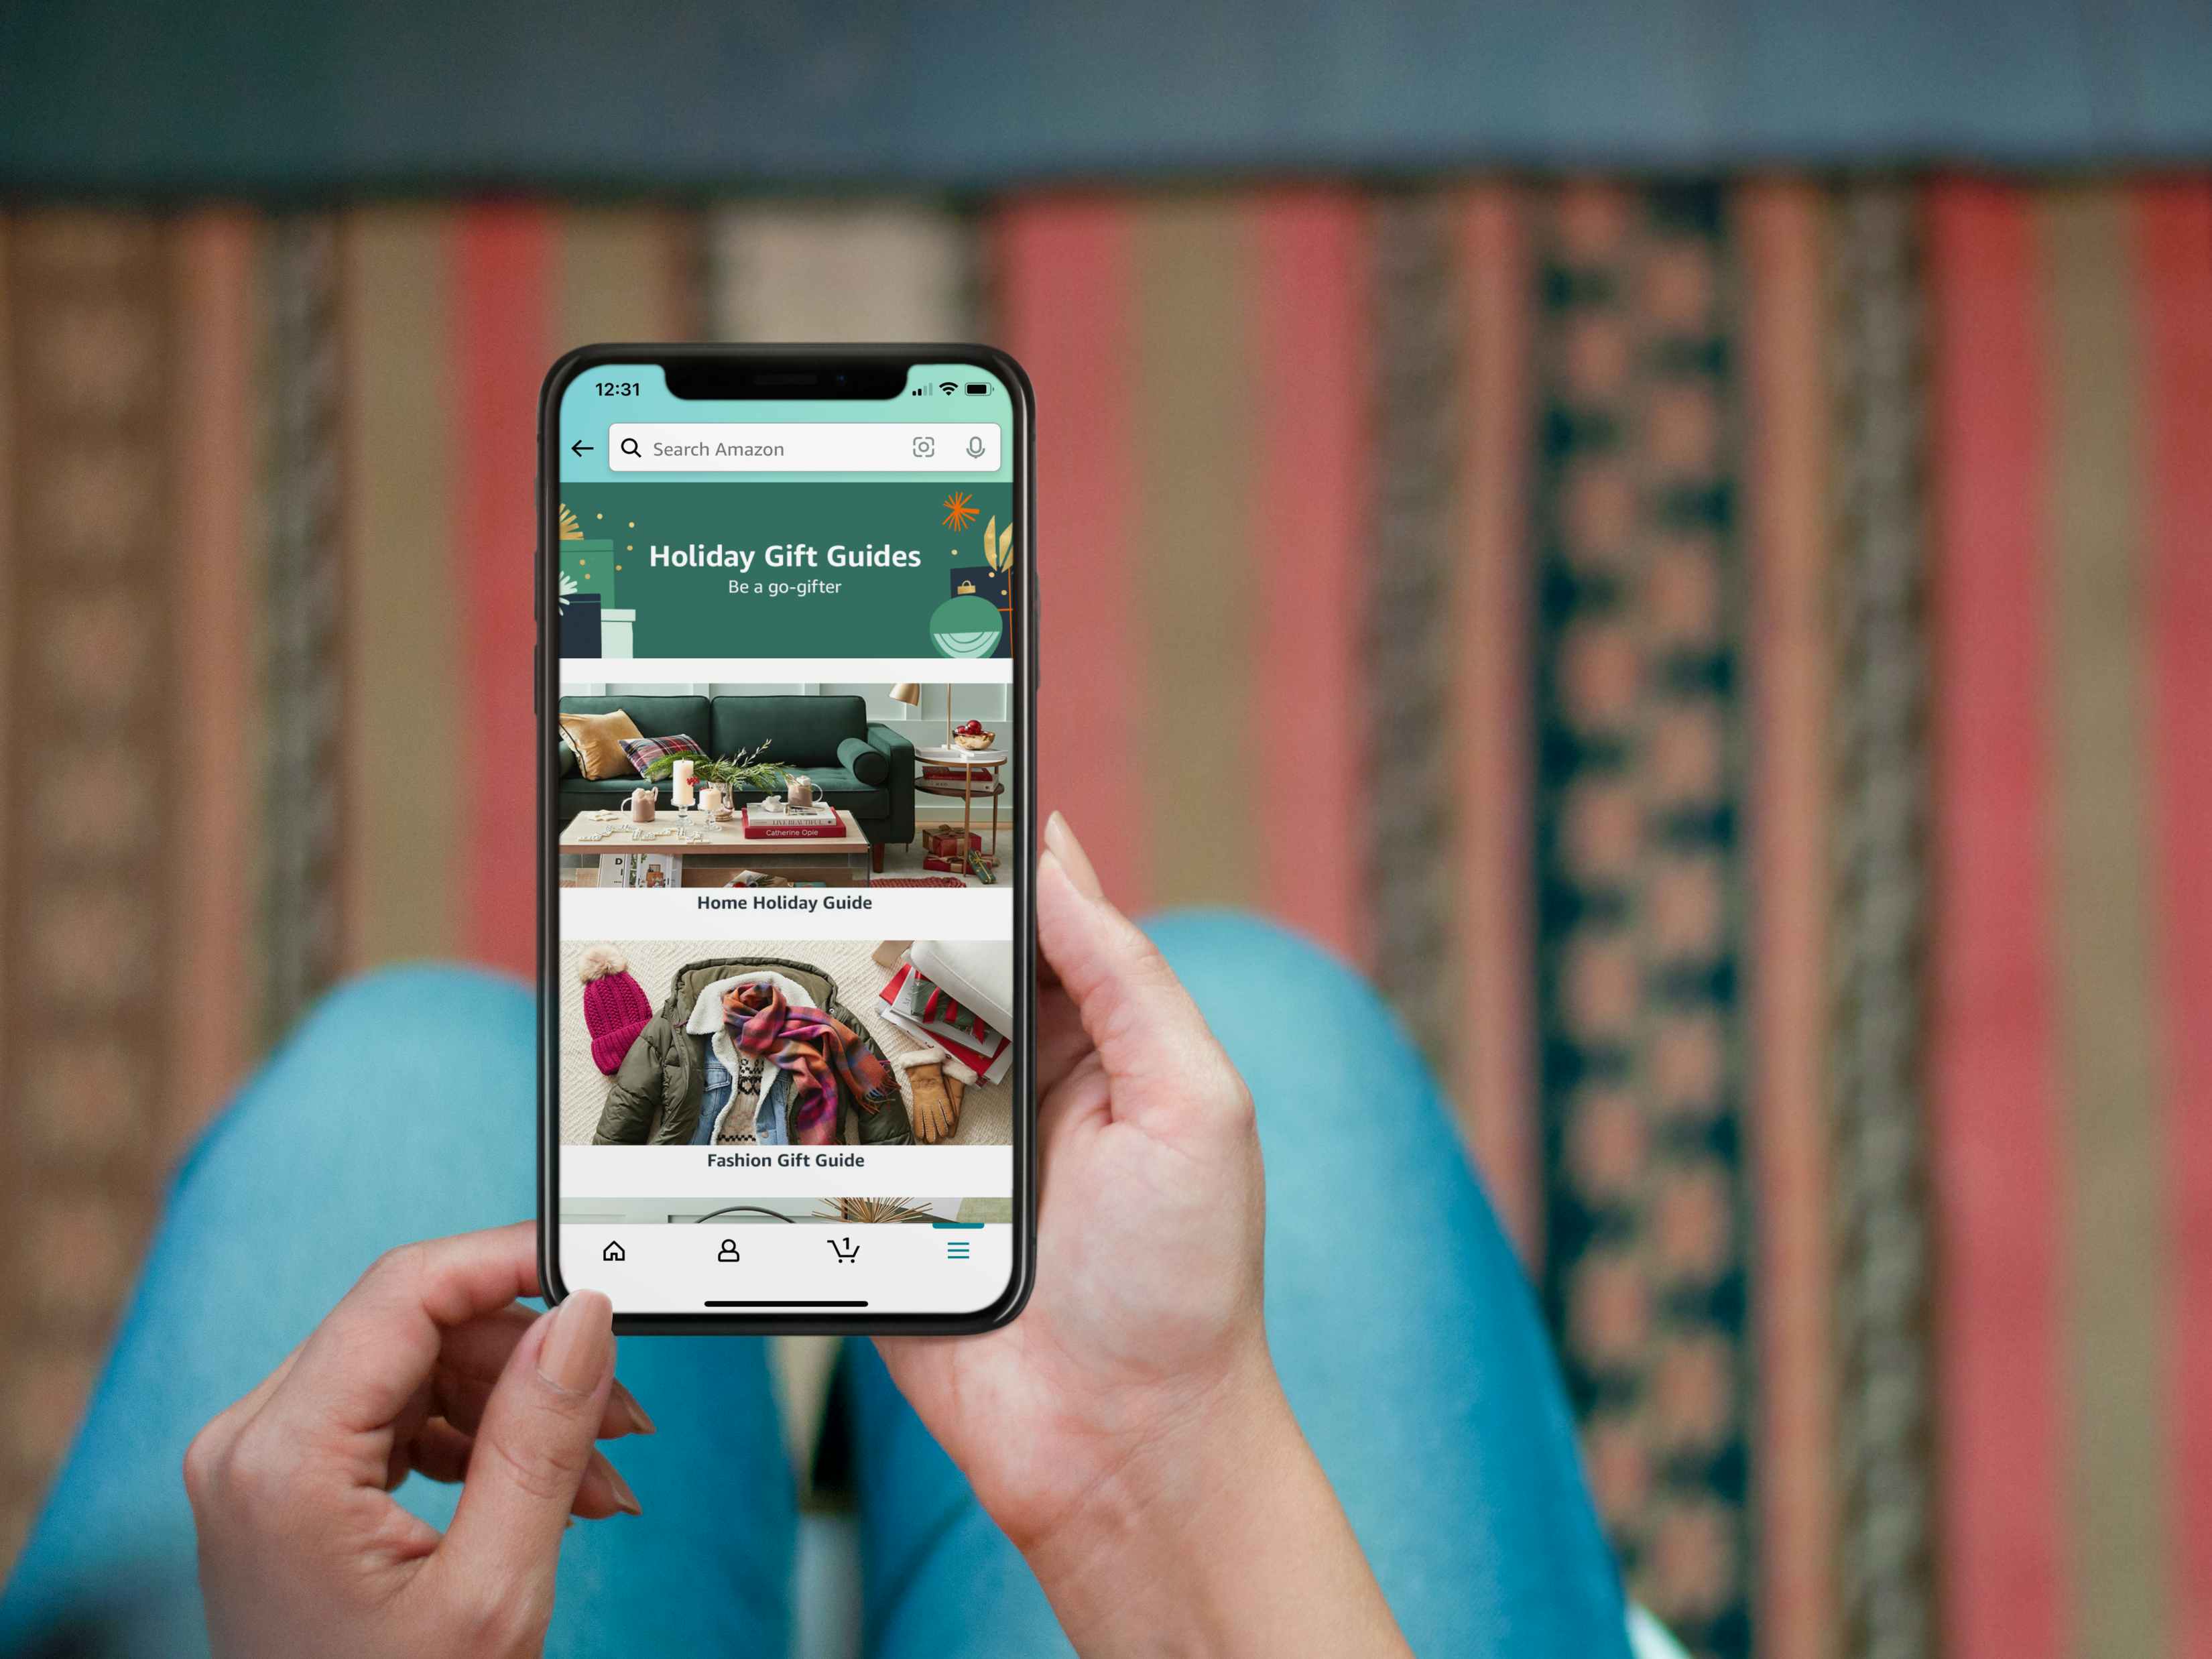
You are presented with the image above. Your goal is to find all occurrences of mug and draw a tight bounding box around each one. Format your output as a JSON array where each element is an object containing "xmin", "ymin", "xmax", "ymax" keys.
[
  {"xmin": 627, "ymin": 788, "xmax": 656, "ymax": 822},
  {"xmin": 788, "ymin": 774, "xmax": 819, "ymax": 808}
]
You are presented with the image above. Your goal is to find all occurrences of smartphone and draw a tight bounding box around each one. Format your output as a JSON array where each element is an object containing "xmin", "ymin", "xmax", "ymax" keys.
[{"xmin": 536, "ymin": 345, "xmax": 1036, "ymax": 1333}]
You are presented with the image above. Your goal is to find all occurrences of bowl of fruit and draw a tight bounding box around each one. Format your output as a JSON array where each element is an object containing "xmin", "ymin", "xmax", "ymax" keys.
[{"xmin": 950, "ymin": 719, "xmax": 996, "ymax": 751}]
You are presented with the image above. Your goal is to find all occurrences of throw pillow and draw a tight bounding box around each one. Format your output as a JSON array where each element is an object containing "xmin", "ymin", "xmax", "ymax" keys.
[
  {"xmin": 619, "ymin": 733, "xmax": 709, "ymax": 787},
  {"xmin": 557, "ymin": 709, "xmax": 643, "ymax": 780},
  {"xmin": 837, "ymin": 735, "xmax": 889, "ymax": 787}
]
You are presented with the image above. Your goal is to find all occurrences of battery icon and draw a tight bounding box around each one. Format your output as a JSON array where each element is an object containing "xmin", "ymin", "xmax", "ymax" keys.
[{"xmin": 965, "ymin": 383, "xmax": 989, "ymax": 395}]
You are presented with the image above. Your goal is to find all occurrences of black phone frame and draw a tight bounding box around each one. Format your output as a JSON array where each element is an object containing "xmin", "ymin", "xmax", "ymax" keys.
[{"xmin": 535, "ymin": 343, "xmax": 1038, "ymax": 1336}]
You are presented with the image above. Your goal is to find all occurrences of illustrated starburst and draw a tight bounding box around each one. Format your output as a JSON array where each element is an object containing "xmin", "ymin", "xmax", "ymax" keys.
[{"xmin": 941, "ymin": 491, "xmax": 979, "ymax": 532}]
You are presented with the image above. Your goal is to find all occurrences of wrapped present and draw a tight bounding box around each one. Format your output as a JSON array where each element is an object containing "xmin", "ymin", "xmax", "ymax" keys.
[
  {"xmin": 924, "ymin": 850, "xmax": 997, "ymax": 879},
  {"xmin": 923, "ymin": 826, "xmax": 981, "ymax": 859}
]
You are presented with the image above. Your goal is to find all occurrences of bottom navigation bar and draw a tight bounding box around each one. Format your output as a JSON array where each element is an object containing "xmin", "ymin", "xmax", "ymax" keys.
[{"xmin": 560, "ymin": 1220, "xmax": 1012, "ymax": 1315}]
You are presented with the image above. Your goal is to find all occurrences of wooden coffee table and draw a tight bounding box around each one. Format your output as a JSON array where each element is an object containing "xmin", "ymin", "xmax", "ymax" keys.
[{"xmin": 560, "ymin": 808, "xmax": 873, "ymax": 887}]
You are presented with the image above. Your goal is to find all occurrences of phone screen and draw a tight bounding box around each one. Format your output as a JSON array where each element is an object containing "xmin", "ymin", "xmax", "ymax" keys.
[{"xmin": 542, "ymin": 354, "xmax": 1029, "ymax": 1325}]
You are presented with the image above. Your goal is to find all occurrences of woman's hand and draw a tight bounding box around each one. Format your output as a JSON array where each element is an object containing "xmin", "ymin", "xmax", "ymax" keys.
[
  {"xmin": 877, "ymin": 814, "xmax": 1410, "ymax": 1657},
  {"xmin": 185, "ymin": 1223, "xmax": 650, "ymax": 1659}
]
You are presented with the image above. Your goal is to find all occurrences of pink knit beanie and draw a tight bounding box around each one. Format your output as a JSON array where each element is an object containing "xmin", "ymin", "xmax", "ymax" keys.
[{"xmin": 580, "ymin": 946, "xmax": 652, "ymax": 1074}]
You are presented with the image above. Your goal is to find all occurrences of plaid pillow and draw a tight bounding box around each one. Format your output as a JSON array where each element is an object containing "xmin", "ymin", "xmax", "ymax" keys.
[{"xmin": 617, "ymin": 733, "xmax": 708, "ymax": 787}]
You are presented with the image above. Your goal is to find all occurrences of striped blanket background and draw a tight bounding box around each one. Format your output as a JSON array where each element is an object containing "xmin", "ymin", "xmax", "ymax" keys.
[{"xmin": 2, "ymin": 180, "xmax": 2209, "ymax": 1659}]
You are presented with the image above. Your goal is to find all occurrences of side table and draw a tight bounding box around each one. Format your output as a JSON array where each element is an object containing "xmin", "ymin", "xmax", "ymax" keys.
[{"xmin": 913, "ymin": 746, "xmax": 1008, "ymax": 862}]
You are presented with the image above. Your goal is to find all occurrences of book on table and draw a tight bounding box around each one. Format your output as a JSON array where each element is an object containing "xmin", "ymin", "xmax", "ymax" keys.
[{"xmin": 740, "ymin": 803, "xmax": 846, "ymax": 840}]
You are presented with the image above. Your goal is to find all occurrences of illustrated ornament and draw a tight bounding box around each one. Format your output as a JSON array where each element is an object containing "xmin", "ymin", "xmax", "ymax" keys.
[
  {"xmin": 929, "ymin": 592, "xmax": 1004, "ymax": 658},
  {"xmin": 558, "ymin": 571, "xmax": 579, "ymax": 611},
  {"xmin": 941, "ymin": 491, "xmax": 979, "ymax": 532}
]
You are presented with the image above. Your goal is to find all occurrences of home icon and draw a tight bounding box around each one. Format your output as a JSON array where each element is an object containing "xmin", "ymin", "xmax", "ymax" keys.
[{"xmin": 602, "ymin": 1241, "xmax": 626, "ymax": 1262}]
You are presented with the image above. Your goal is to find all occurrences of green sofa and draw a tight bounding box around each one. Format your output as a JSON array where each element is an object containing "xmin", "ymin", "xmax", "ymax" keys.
[{"xmin": 557, "ymin": 694, "xmax": 914, "ymax": 866}]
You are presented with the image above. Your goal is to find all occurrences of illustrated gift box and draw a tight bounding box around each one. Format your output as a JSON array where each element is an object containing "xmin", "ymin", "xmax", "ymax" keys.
[
  {"xmin": 558, "ymin": 512, "xmax": 617, "ymax": 657},
  {"xmin": 563, "ymin": 538, "xmax": 617, "ymax": 605},
  {"xmin": 559, "ymin": 592, "xmax": 603, "ymax": 657},
  {"xmin": 558, "ymin": 540, "xmax": 613, "ymax": 657}
]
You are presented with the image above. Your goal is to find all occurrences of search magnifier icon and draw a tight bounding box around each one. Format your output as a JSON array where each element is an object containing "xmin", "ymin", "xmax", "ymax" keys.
[{"xmin": 619, "ymin": 436, "xmax": 641, "ymax": 458}]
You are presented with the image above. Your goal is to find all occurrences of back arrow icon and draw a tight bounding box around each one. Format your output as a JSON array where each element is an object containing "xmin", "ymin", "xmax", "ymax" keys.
[{"xmin": 570, "ymin": 439, "xmax": 593, "ymax": 456}]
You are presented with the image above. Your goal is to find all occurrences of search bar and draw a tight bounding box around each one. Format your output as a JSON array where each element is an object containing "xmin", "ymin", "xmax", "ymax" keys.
[{"xmin": 606, "ymin": 422, "xmax": 1001, "ymax": 472}]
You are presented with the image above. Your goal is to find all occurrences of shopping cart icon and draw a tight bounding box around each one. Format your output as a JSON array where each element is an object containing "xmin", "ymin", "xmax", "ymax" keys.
[{"xmin": 827, "ymin": 1237, "xmax": 860, "ymax": 1264}]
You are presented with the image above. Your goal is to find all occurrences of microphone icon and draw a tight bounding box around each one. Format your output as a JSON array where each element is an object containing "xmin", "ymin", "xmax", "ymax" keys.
[{"xmin": 965, "ymin": 436, "xmax": 986, "ymax": 458}]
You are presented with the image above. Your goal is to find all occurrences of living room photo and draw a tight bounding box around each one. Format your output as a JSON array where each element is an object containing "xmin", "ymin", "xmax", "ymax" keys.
[
  {"xmin": 556, "ymin": 678, "xmax": 1016, "ymax": 889},
  {"xmin": 561, "ymin": 937, "xmax": 1015, "ymax": 1150}
]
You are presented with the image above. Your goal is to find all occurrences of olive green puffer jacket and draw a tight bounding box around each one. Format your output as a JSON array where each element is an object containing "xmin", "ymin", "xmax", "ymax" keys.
[{"xmin": 593, "ymin": 954, "xmax": 914, "ymax": 1147}]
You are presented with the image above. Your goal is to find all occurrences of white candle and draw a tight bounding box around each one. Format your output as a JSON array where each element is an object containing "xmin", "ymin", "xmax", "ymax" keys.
[{"xmin": 671, "ymin": 758, "xmax": 695, "ymax": 808}]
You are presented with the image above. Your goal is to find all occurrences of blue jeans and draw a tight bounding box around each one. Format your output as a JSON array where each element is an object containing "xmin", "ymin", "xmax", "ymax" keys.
[{"xmin": 0, "ymin": 915, "xmax": 1629, "ymax": 1657}]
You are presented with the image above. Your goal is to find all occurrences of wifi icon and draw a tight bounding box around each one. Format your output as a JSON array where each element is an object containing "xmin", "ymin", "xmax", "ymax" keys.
[{"xmin": 938, "ymin": 381, "xmax": 959, "ymax": 395}]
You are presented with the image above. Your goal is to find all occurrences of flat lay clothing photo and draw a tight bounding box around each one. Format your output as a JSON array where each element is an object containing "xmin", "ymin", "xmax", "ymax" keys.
[
  {"xmin": 591, "ymin": 955, "xmax": 914, "ymax": 1149},
  {"xmin": 725, "ymin": 981, "xmax": 900, "ymax": 1146},
  {"xmin": 0, "ymin": 914, "xmax": 1632, "ymax": 1658}
]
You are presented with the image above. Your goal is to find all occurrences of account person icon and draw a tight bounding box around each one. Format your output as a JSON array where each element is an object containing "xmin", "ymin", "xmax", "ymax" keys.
[{"xmin": 717, "ymin": 1239, "xmax": 739, "ymax": 1263}]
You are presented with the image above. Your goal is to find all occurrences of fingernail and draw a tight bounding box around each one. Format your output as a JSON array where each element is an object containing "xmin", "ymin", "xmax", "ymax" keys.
[
  {"xmin": 1044, "ymin": 812, "xmax": 1103, "ymax": 900},
  {"xmin": 539, "ymin": 1291, "xmax": 614, "ymax": 1396},
  {"xmin": 591, "ymin": 1449, "xmax": 644, "ymax": 1516},
  {"xmin": 609, "ymin": 1381, "xmax": 658, "ymax": 1436}
]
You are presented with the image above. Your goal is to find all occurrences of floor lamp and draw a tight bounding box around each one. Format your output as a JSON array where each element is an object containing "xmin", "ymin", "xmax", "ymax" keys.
[{"xmin": 888, "ymin": 681, "xmax": 924, "ymax": 741}]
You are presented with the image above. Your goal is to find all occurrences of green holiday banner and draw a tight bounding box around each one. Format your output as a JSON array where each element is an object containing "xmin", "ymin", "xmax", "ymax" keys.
[{"xmin": 557, "ymin": 481, "xmax": 1016, "ymax": 659}]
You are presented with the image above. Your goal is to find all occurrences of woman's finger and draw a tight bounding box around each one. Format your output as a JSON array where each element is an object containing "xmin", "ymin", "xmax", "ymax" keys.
[
  {"xmin": 438, "ymin": 1292, "xmax": 633, "ymax": 1602},
  {"xmin": 400, "ymin": 1416, "xmax": 477, "ymax": 1487},
  {"xmin": 432, "ymin": 1306, "xmax": 655, "ymax": 1440},
  {"xmin": 1036, "ymin": 814, "xmax": 1240, "ymax": 1124},
  {"xmin": 400, "ymin": 1416, "xmax": 639, "ymax": 1520},
  {"xmin": 194, "ymin": 1329, "xmax": 314, "ymax": 1462},
  {"xmin": 1034, "ymin": 983, "xmax": 1091, "ymax": 1095},
  {"xmin": 261, "ymin": 1223, "xmax": 542, "ymax": 1447}
]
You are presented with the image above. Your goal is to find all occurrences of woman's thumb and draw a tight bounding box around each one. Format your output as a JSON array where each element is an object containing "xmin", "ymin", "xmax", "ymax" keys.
[{"xmin": 439, "ymin": 1292, "xmax": 620, "ymax": 1606}]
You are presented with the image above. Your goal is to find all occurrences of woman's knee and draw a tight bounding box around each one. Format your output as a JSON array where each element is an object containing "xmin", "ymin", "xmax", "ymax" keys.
[{"xmin": 173, "ymin": 965, "xmax": 536, "ymax": 1232}]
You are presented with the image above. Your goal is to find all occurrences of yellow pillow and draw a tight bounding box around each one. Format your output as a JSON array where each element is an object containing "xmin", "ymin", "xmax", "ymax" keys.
[{"xmin": 558, "ymin": 709, "xmax": 644, "ymax": 780}]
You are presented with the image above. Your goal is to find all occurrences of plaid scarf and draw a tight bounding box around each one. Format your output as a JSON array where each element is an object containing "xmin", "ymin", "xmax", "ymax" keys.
[{"xmin": 724, "ymin": 982, "xmax": 892, "ymax": 1145}]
